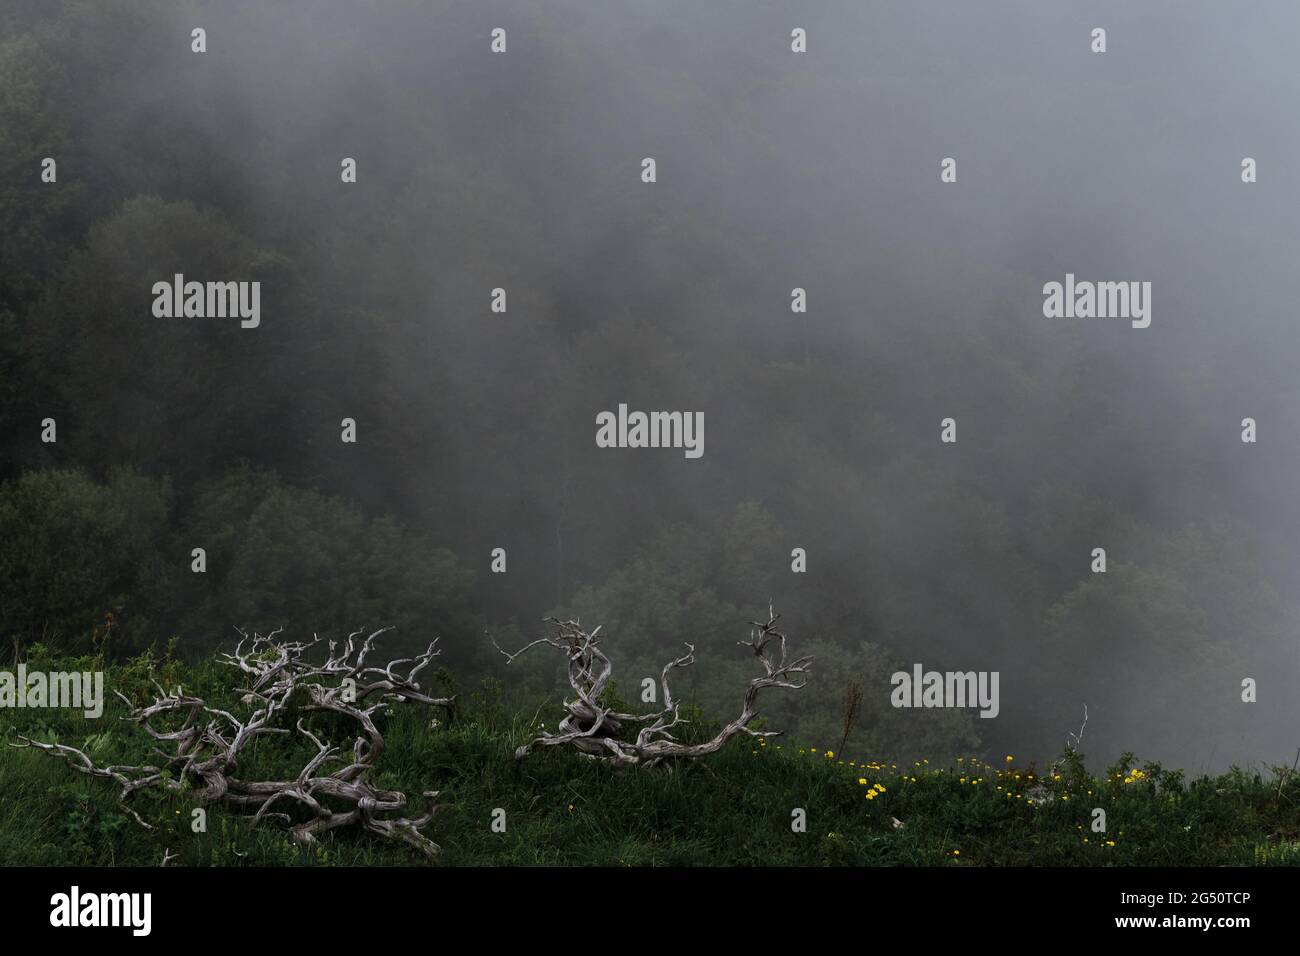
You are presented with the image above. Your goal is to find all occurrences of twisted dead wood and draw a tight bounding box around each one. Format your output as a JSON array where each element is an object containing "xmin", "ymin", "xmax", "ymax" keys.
[
  {"xmin": 496, "ymin": 604, "xmax": 811, "ymax": 768},
  {"xmin": 13, "ymin": 627, "xmax": 453, "ymax": 857}
]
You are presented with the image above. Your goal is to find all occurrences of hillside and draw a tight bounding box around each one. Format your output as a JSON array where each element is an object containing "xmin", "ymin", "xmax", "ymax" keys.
[{"xmin": 2, "ymin": 648, "xmax": 1297, "ymax": 868}]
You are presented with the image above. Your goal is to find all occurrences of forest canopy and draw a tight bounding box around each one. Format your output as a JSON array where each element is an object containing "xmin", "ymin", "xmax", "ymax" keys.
[{"xmin": 2, "ymin": 0, "xmax": 1297, "ymax": 771}]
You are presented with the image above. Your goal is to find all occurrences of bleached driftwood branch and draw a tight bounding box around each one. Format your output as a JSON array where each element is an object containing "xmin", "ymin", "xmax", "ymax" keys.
[
  {"xmin": 496, "ymin": 604, "xmax": 811, "ymax": 768},
  {"xmin": 13, "ymin": 627, "xmax": 453, "ymax": 857}
]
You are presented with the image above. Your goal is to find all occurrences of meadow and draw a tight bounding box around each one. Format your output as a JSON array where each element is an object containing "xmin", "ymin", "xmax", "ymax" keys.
[{"xmin": 1, "ymin": 645, "xmax": 1297, "ymax": 868}]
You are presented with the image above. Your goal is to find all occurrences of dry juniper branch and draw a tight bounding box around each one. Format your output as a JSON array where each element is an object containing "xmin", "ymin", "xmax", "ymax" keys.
[
  {"xmin": 12, "ymin": 626, "xmax": 453, "ymax": 857},
  {"xmin": 1032, "ymin": 704, "xmax": 1090, "ymax": 805},
  {"xmin": 838, "ymin": 679, "xmax": 863, "ymax": 762},
  {"xmin": 494, "ymin": 604, "xmax": 812, "ymax": 768}
]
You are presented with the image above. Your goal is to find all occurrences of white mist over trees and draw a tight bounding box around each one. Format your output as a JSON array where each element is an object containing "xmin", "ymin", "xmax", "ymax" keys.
[{"xmin": 2, "ymin": 0, "xmax": 1298, "ymax": 771}]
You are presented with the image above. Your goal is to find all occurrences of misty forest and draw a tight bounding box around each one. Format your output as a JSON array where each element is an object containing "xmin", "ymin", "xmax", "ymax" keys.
[{"xmin": 2, "ymin": 0, "xmax": 1300, "ymax": 867}]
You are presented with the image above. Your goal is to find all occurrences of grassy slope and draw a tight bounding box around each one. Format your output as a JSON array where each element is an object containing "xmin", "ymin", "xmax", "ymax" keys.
[{"xmin": 1, "ymin": 653, "xmax": 1298, "ymax": 867}]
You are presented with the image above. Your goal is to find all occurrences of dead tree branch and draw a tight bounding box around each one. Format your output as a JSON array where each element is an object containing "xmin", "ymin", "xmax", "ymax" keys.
[
  {"xmin": 13, "ymin": 627, "xmax": 453, "ymax": 857},
  {"xmin": 496, "ymin": 604, "xmax": 811, "ymax": 768}
]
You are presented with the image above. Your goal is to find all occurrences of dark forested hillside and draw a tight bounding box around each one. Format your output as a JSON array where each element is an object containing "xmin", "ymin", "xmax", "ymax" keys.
[{"xmin": 2, "ymin": 0, "xmax": 1298, "ymax": 774}]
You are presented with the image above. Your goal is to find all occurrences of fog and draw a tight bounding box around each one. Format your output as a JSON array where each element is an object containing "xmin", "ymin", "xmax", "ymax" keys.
[{"xmin": 7, "ymin": 0, "xmax": 1300, "ymax": 774}]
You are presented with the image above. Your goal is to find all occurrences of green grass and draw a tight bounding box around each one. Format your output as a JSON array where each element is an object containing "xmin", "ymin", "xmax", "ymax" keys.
[{"xmin": 1, "ymin": 653, "xmax": 1298, "ymax": 866}]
